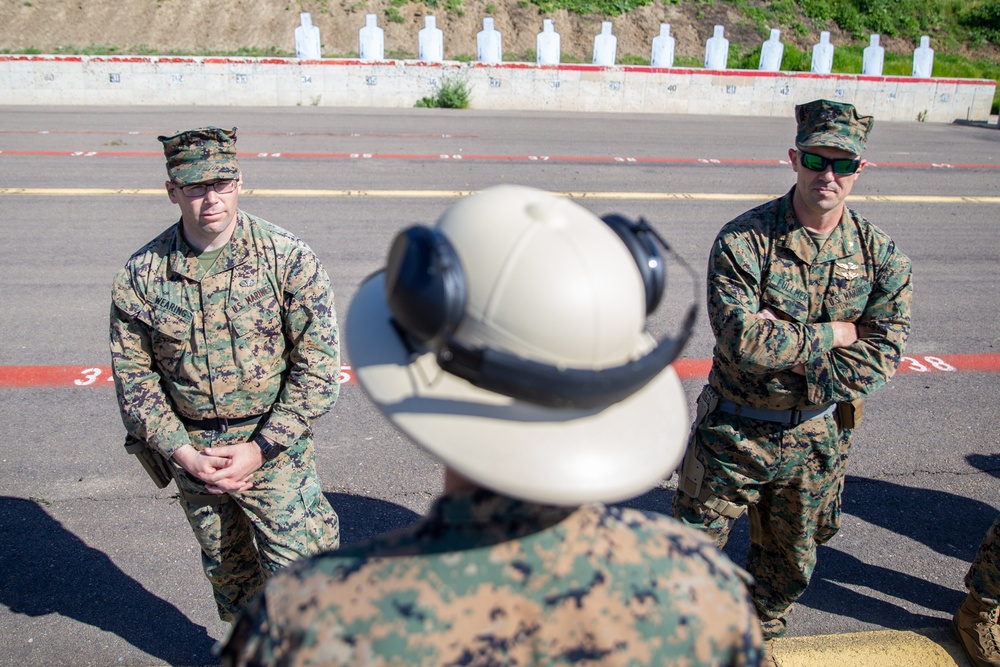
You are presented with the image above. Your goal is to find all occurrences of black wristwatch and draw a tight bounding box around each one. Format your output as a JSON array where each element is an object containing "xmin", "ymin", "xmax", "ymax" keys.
[{"xmin": 253, "ymin": 433, "xmax": 284, "ymax": 461}]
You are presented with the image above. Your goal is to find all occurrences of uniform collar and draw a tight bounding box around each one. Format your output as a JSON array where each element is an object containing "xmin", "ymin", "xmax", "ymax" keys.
[
  {"xmin": 167, "ymin": 210, "xmax": 252, "ymax": 279},
  {"xmin": 777, "ymin": 189, "xmax": 860, "ymax": 264},
  {"xmin": 431, "ymin": 487, "xmax": 576, "ymax": 528}
]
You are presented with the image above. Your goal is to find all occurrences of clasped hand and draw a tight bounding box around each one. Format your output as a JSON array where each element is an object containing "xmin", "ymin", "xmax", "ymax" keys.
[{"xmin": 172, "ymin": 442, "xmax": 264, "ymax": 494}]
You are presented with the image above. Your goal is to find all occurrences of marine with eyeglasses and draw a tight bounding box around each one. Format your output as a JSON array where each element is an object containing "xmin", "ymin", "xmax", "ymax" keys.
[
  {"xmin": 109, "ymin": 126, "xmax": 342, "ymax": 622},
  {"xmin": 672, "ymin": 99, "xmax": 912, "ymax": 666}
]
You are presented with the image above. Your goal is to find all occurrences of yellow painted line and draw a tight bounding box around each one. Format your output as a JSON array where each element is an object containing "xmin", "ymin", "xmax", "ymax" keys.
[
  {"xmin": 120, "ymin": 629, "xmax": 974, "ymax": 667},
  {"xmin": 1, "ymin": 188, "xmax": 999, "ymax": 204},
  {"xmin": 774, "ymin": 627, "xmax": 967, "ymax": 667}
]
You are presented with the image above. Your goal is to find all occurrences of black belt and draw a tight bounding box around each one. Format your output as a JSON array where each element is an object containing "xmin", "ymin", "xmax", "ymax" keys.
[
  {"xmin": 181, "ymin": 413, "xmax": 267, "ymax": 433},
  {"xmin": 717, "ymin": 399, "xmax": 835, "ymax": 426}
]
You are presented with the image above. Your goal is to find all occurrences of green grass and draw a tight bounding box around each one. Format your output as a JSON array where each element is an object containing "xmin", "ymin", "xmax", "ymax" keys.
[
  {"xmin": 415, "ymin": 76, "xmax": 471, "ymax": 108},
  {"xmin": 526, "ymin": 0, "xmax": 1000, "ymax": 112}
]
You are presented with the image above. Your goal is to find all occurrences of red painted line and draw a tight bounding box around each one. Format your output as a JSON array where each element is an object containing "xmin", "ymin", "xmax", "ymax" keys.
[
  {"xmin": 0, "ymin": 365, "xmax": 358, "ymax": 388},
  {"xmin": 1, "ymin": 149, "xmax": 998, "ymax": 170},
  {"xmin": 672, "ymin": 358, "xmax": 713, "ymax": 378},
  {"xmin": 1, "ymin": 354, "xmax": 997, "ymax": 389},
  {"xmin": 0, "ymin": 129, "xmax": 481, "ymax": 139}
]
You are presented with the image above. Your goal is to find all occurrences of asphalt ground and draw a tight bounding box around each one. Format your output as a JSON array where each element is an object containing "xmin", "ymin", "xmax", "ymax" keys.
[{"xmin": 0, "ymin": 107, "xmax": 998, "ymax": 666}]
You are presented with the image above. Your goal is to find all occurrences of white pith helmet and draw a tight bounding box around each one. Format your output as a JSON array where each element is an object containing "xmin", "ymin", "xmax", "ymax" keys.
[{"xmin": 345, "ymin": 185, "xmax": 689, "ymax": 505}]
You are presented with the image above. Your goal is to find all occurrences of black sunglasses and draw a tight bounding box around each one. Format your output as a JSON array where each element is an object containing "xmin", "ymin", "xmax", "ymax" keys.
[{"xmin": 799, "ymin": 151, "xmax": 862, "ymax": 175}]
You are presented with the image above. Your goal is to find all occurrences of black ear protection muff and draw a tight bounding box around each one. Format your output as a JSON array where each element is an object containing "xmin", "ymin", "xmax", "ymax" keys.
[
  {"xmin": 385, "ymin": 225, "xmax": 467, "ymax": 345},
  {"xmin": 600, "ymin": 213, "xmax": 666, "ymax": 316},
  {"xmin": 383, "ymin": 214, "xmax": 698, "ymax": 410}
]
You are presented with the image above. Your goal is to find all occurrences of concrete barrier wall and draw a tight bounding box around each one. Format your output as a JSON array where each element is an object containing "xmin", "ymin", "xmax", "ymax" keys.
[{"xmin": 0, "ymin": 54, "xmax": 994, "ymax": 122}]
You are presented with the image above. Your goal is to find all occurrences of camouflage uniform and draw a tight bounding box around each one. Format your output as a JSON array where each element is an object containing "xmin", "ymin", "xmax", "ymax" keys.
[
  {"xmin": 672, "ymin": 187, "xmax": 912, "ymax": 639},
  {"xmin": 110, "ymin": 196, "xmax": 342, "ymax": 619},
  {"xmin": 219, "ymin": 487, "xmax": 763, "ymax": 667},
  {"xmin": 967, "ymin": 517, "xmax": 1000, "ymax": 607}
]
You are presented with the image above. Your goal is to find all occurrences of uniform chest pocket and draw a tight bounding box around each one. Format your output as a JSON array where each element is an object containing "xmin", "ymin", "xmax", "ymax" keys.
[
  {"xmin": 149, "ymin": 307, "xmax": 193, "ymax": 374},
  {"xmin": 229, "ymin": 292, "xmax": 282, "ymax": 339},
  {"xmin": 762, "ymin": 281, "xmax": 808, "ymax": 323},
  {"xmin": 825, "ymin": 279, "xmax": 871, "ymax": 321}
]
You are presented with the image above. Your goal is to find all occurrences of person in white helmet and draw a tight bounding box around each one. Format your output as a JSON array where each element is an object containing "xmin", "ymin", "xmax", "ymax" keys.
[{"xmin": 220, "ymin": 185, "xmax": 763, "ymax": 667}]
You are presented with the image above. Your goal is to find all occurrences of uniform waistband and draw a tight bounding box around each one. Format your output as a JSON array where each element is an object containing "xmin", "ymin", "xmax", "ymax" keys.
[
  {"xmin": 716, "ymin": 398, "xmax": 836, "ymax": 426},
  {"xmin": 181, "ymin": 412, "xmax": 267, "ymax": 433}
]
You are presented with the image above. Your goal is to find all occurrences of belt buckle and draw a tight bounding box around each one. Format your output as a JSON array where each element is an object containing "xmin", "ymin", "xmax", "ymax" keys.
[
  {"xmin": 217, "ymin": 417, "xmax": 229, "ymax": 433},
  {"xmin": 788, "ymin": 409, "xmax": 802, "ymax": 425}
]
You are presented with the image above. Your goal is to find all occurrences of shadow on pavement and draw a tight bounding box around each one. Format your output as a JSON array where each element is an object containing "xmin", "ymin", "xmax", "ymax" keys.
[
  {"xmin": 326, "ymin": 492, "xmax": 423, "ymax": 546},
  {"xmin": 967, "ymin": 452, "xmax": 1000, "ymax": 479},
  {"xmin": 0, "ymin": 495, "xmax": 216, "ymax": 666},
  {"xmin": 613, "ymin": 478, "xmax": 992, "ymax": 631},
  {"xmin": 1, "ymin": 494, "xmax": 424, "ymax": 666},
  {"xmin": 801, "ymin": 547, "xmax": 961, "ymax": 628},
  {"xmin": 799, "ymin": 474, "xmax": 996, "ymax": 628},
  {"xmin": 841, "ymin": 474, "xmax": 996, "ymax": 561}
]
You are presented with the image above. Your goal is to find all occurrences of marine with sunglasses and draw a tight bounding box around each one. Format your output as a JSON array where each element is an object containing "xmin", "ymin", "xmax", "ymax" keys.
[
  {"xmin": 109, "ymin": 126, "xmax": 341, "ymax": 621},
  {"xmin": 673, "ymin": 99, "xmax": 912, "ymax": 666}
]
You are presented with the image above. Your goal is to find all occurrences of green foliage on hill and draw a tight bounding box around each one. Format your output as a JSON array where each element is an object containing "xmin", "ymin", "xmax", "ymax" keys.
[
  {"xmin": 520, "ymin": 0, "xmax": 1000, "ymax": 112},
  {"xmin": 521, "ymin": 0, "xmax": 1000, "ymax": 53}
]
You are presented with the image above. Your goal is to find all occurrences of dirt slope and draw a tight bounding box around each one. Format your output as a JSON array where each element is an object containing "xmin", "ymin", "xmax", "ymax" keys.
[
  {"xmin": 0, "ymin": 0, "xmax": 838, "ymax": 62},
  {"xmin": 4, "ymin": 0, "xmax": 995, "ymax": 64}
]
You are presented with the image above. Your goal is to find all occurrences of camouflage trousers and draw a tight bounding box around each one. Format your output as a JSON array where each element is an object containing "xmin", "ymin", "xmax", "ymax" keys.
[
  {"xmin": 171, "ymin": 424, "xmax": 340, "ymax": 621},
  {"xmin": 672, "ymin": 391, "xmax": 851, "ymax": 640},
  {"xmin": 966, "ymin": 516, "xmax": 1000, "ymax": 607}
]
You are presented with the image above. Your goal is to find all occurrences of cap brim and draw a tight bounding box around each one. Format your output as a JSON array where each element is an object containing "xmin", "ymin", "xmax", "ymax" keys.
[
  {"xmin": 167, "ymin": 161, "xmax": 240, "ymax": 184},
  {"xmin": 345, "ymin": 273, "xmax": 689, "ymax": 506},
  {"xmin": 796, "ymin": 137, "xmax": 862, "ymax": 156}
]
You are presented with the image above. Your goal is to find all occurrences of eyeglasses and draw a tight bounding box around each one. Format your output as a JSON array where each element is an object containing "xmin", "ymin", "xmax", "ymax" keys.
[
  {"xmin": 799, "ymin": 151, "xmax": 862, "ymax": 175},
  {"xmin": 174, "ymin": 179, "xmax": 238, "ymax": 198}
]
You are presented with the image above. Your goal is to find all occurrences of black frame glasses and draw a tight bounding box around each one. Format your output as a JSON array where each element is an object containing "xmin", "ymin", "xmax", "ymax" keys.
[
  {"xmin": 799, "ymin": 151, "xmax": 861, "ymax": 175},
  {"xmin": 175, "ymin": 179, "xmax": 238, "ymax": 198}
]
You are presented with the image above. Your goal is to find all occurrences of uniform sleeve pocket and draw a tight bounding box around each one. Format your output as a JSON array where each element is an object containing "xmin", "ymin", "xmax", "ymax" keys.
[{"xmin": 762, "ymin": 283, "xmax": 808, "ymax": 323}]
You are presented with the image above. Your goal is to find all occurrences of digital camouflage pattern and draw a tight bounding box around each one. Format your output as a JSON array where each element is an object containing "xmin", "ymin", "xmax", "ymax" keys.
[
  {"xmin": 110, "ymin": 210, "xmax": 342, "ymax": 619},
  {"xmin": 967, "ymin": 517, "xmax": 1000, "ymax": 607},
  {"xmin": 673, "ymin": 400, "xmax": 850, "ymax": 639},
  {"xmin": 220, "ymin": 487, "xmax": 763, "ymax": 667},
  {"xmin": 159, "ymin": 126, "xmax": 241, "ymax": 184},
  {"xmin": 110, "ymin": 210, "xmax": 341, "ymax": 458},
  {"xmin": 795, "ymin": 99, "xmax": 873, "ymax": 156},
  {"xmin": 703, "ymin": 190, "xmax": 910, "ymax": 411},
  {"xmin": 673, "ymin": 189, "xmax": 911, "ymax": 639},
  {"xmin": 174, "ymin": 422, "xmax": 339, "ymax": 620}
]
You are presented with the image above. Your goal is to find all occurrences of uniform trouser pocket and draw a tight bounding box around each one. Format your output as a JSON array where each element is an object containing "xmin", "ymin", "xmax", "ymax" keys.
[
  {"xmin": 236, "ymin": 440, "xmax": 340, "ymax": 572},
  {"xmin": 174, "ymin": 432, "xmax": 340, "ymax": 619}
]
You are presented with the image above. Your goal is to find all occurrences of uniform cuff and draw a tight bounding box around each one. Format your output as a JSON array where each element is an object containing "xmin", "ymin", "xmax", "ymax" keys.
[
  {"xmin": 148, "ymin": 424, "xmax": 192, "ymax": 460},
  {"xmin": 259, "ymin": 407, "xmax": 309, "ymax": 448}
]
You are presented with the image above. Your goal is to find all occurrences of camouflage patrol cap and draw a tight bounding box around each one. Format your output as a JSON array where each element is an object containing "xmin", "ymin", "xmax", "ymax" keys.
[
  {"xmin": 795, "ymin": 99, "xmax": 874, "ymax": 156},
  {"xmin": 158, "ymin": 126, "xmax": 240, "ymax": 184}
]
